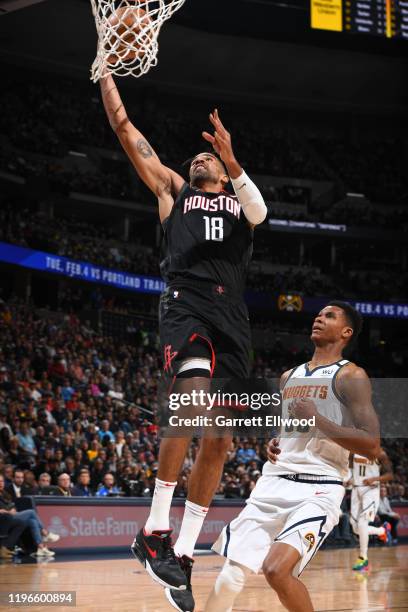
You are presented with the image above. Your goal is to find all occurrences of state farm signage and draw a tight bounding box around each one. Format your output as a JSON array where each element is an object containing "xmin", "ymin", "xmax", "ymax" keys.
[
  {"xmin": 37, "ymin": 503, "xmax": 242, "ymax": 550},
  {"xmin": 395, "ymin": 505, "xmax": 408, "ymax": 537}
]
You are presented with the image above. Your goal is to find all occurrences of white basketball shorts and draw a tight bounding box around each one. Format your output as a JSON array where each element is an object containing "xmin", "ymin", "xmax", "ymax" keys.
[
  {"xmin": 350, "ymin": 485, "xmax": 380, "ymax": 525},
  {"xmin": 212, "ymin": 474, "xmax": 344, "ymax": 576}
]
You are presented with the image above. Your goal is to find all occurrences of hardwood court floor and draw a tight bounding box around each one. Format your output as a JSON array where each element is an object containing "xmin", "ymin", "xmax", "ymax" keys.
[{"xmin": 0, "ymin": 546, "xmax": 407, "ymax": 611}]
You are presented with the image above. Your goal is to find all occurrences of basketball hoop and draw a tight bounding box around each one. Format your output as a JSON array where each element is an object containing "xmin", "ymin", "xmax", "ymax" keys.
[{"xmin": 89, "ymin": 0, "xmax": 186, "ymax": 82}]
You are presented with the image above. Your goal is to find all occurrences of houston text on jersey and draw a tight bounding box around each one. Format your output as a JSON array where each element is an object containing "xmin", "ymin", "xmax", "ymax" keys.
[{"xmin": 183, "ymin": 194, "xmax": 241, "ymax": 219}]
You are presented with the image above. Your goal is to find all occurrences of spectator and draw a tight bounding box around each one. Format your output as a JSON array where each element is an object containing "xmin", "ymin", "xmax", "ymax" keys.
[
  {"xmin": 90, "ymin": 457, "xmax": 106, "ymax": 491},
  {"xmin": 33, "ymin": 426, "xmax": 47, "ymax": 455},
  {"xmin": 96, "ymin": 473, "xmax": 120, "ymax": 497},
  {"xmin": 64, "ymin": 456, "xmax": 77, "ymax": 482},
  {"xmin": 378, "ymin": 484, "xmax": 400, "ymax": 545},
  {"xmin": 0, "ymin": 488, "xmax": 27, "ymax": 558},
  {"xmin": 7, "ymin": 437, "xmax": 25, "ymax": 467},
  {"xmin": 115, "ymin": 431, "xmax": 126, "ymax": 458},
  {"xmin": 23, "ymin": 470, "xmax": 38, "ymax": 493},
  {"xmin": 3, "ymin": 464, "xmax": 14, "ymax": 487},
  {"xmin": 0, "ymin": 474, "xmax": 59, "ymax": 557},
  {"xmin": 37, "ymin": 473, "xmax": 52, "ymax": 491},
  {"xmin": 236, "ymin": 441, "xmax": 258, "ymax": 464},
  {"xmin": 61, "ymin": 379, "xmax": 75, "ymax": 402},
  {"xmin": 223, "ymin": 474, "xmax": 241, "ymax": 499},
  {"xmin": 0, "ymin": 405, "xmax": 12, "ymax": 436},
  {"xmin": 98, "ymin": 420, "xmax": 115, "ymax": 444},
  {"xmin": 56, "ymin": 473, "xmax": 73, "ymax": 497},
  {"xmin": 72, "ymin": 470, "xmax": 93, "ymax": 497},
  {"xmin": 17, "ymin": 421, "xmax": 37, "ymax": 459},
  {"xmin": 5, "ymin": 469, "xmax": 35, "ymax": 502},
  {"xmin": 391, "ymin": 484, "xmax": 407, "ymax": 502}
]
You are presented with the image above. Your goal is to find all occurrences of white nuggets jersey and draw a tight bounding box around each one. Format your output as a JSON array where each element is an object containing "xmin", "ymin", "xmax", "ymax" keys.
[
  {"xmin": 264, "ymin": 360, "xmax": 352, "ymax": 480},
  {"xmin": 352, "ymin": 454, "xmax": 380, "ymax": 486}
]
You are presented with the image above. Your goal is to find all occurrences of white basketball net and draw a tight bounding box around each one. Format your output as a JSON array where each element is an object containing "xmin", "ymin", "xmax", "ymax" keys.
[{"xmin": 89, "ymin": 0, "xmax": 186, "ymax": 82}]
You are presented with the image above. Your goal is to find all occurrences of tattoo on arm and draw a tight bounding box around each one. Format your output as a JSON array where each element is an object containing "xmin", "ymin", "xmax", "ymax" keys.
[{"xmin": 137, "ymin": 139, "xmax": 154, "ymax": 159}]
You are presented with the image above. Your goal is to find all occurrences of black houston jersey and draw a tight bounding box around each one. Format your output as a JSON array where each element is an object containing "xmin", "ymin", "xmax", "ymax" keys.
[{"xmin": 160, "ymin": 184, "xmax": 253, "ymax": 291}]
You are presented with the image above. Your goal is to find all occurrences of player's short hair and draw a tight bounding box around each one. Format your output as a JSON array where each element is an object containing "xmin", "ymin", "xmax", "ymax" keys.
[{"xmin": 326, "ymin": 300, "xmax": 363, "ymax": 345}]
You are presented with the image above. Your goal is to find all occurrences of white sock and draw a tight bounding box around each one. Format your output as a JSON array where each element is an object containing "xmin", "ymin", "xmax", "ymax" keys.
[
  {"xmin": 368, "ymin": 525, "xmax": 385, "ymax": 536},
  {"xmin": 144, "ymin": 478, "xmax": 177, "ymax": 534},
  {"xmin": 358, "ymin": 518, "xmax": 369, "ymax": 559},
  {"xmin": 204, "ymin": 559, "xmax": 250, "ymax": 612},
  {"xmin": 173, "ymin": 500, "xmax": 209, "ymax": 559}
]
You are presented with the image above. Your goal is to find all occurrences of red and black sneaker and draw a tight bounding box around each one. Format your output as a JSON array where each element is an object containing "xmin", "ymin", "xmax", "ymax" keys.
[
  {"xmin": 165, "ymin": 555, "xmax": 195, "ymax": 611},
  {"xmin": 131, "ymin": 528, "xmax": 187, "ymax": 590}
]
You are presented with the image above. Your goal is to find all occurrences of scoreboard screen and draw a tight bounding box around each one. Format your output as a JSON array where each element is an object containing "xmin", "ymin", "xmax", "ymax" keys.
[{"xmin": 311, "ymin": 0, "xmax": 408, "ymax": 39}]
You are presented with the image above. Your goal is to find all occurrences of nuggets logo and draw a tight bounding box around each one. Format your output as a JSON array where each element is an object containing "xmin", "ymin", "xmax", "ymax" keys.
[
  {"xmin": 282, "ymin": 384, "xmax": 328, "ymax": 400},
  {"xmin": 278, "ymin": 294, "xmax": 303, "ymax": 313},
  {"xmin": 304, "ymin": 532, "xmax": 315, "ymax": 552}
]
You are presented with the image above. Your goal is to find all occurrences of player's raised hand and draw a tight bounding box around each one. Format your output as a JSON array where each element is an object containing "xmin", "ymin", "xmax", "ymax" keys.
[
  {"xmin": 202, "ymin": 109, "xmax": 235, "ymax": 165},
  {"xmin": 267, "ymin": 437, "xmax": 281, "ymax": 464}
]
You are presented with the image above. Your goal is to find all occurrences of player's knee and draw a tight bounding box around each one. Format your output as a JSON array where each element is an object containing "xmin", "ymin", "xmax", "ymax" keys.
[{"xmin": 262, "ymin": 559, "xmax": 289, "ymax": 590}]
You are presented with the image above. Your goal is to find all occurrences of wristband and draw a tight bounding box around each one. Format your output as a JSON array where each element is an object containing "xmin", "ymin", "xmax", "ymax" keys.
[{"xmin": 230, "ymin": 171, "xmax": 267, "ymax": 225}]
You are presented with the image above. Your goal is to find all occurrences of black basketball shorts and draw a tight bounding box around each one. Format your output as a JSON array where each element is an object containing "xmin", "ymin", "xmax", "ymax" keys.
[{"xmin": 159, "ymin": 279, "xmax": 251, "ymax": 379}]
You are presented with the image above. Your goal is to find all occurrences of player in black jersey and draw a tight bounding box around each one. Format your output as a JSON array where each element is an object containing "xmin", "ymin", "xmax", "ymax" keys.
[{"xmin": 100, "ymin": 74, "xmax": 267, "ymax": 611}]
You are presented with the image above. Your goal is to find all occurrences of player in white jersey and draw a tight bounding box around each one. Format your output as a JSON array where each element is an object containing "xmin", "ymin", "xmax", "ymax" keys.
[
  {"xmin": 205, "ymin": 301, "xmax": 381, "ymax": 612},
  {"xmin": 349, "ymin": 449, "xmax": 393, "ymax": 571}
]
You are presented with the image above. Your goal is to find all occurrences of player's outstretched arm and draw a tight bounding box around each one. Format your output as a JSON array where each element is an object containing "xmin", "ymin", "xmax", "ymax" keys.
[
  {"xmin": 289, "ymin": 365, "xmax": 381, "ymax": 459},
  {"xmin": 99, "ymin": 74, "xmax": 184, "ymax": 220},
  {"xmin": 203, "ymin": 109, "xmax": 267, "ymax": 226}
]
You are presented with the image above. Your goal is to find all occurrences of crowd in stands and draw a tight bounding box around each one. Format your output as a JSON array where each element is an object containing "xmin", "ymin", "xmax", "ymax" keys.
[
  {"xmin": 0, "ymin": 144, "xmax": 134, "ymax": 200},
  {"xmin": 0, "ymin": 298, "xmax": 406, "ymax": 509},
  {"xmin": 248, "ymin": 266, "xmax": 408, "ymax": 302},
  {"xmin": 2, "ymin": 138, "xmax": 408, "ymax": 232},
  {"xmin": 0, "ymin": 76, "xmax": 407, "ymax": 218},
  {"xmin": 310, "ymin": 136, "xmax": 407, "ymax": 206},
  {"xmin": 1, "ymin": 71, "xmax": 407, "ymax": 305},
  {"xmin": 267, "ymin": 197, "xmax": 408, "ymax": 230},
  {"xmin": 316, "ymin": 200, "xmax": 408, "ymax": 230},
  {"xmin": 0, "ymin": 205, "xmax": 158, "ymax": 276},
  {"xmin": 0, "ymin": 295, "xmax": 405, "ymax": 557},
  {"xmin": 247, "ymin": 269, "xmax": 338, "ymax": 298},
  {"xmin": 0, "ymin": 299, "xmax": 274, "ymax": 504},
  {"xmin": 0, "ymin": 80, "xmax": 325, "ymax": 182}
]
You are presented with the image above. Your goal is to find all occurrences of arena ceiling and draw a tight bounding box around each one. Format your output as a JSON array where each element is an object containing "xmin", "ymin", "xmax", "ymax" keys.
[
  {"xmin": 0, "ymin": 0, "xmax": 47, "ymax": 13},
  {"xmin": 0, "ymin": 0, "xmax": 407, "ymax": 113}
]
